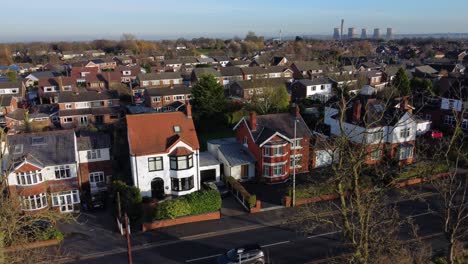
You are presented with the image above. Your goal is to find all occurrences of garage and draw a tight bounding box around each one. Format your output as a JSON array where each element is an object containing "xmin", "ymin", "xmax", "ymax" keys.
[{"xmin": 200, "ymin": 169, "xmax": 217, "ymax": 182}]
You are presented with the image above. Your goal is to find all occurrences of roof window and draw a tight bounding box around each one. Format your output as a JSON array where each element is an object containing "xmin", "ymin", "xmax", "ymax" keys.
[{"xmin": 173, "ymin": 125, "xmax": 181, "ymax": 133}]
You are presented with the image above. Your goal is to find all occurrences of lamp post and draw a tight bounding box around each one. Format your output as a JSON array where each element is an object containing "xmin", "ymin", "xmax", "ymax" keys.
[{"xmin": 292, "ymin": 118, "xmax": 298, "ymax": 207}]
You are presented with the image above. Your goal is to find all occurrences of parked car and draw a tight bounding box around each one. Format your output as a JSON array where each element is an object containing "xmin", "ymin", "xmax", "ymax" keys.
[
  {"xmin": 217, "ymin": 244, "xmax": 265, "ymax": 264},
  {"xmin": 203, "ymin": 181, "xmax": 229, "ymax": 198}
]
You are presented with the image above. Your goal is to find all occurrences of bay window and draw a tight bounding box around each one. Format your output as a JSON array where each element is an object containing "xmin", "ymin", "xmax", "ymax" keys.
[
  {"xmin": 21, "ymin": 193, "xmax": 47, "ymax": 211},
  {"xmin": 16, "ymin": 171, "xmax": 43, "ymax": 186},
  {"xmin": 171, "ymin": 176, "xmax": 194, "ymax": 191},
  {"xmin": 263, "ymin": 144, "xmax": 286, "ymax": 157},
  {"xmin": 170, "ymin": 154, "xmax": 193, "ymax": 170},
  {"xmin": 264, "ymin": 163, "xmax": 286, "ymax": 177}
]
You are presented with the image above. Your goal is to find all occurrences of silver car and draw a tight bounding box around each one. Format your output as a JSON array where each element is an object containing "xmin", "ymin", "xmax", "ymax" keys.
[{"xmin": 217, "ymin": 244, "xmax": 265, "ymax": 264}]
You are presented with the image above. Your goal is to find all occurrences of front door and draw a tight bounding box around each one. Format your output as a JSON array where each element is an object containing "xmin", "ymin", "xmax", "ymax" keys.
[
  {"xmin": 79, "ymin": 116, "xmax": 89, "ymax": 126},
  {"xmin": 151, "ymin": 178, "xmax": 165, "ymax": 200},
  {"xmin": 240, "ymin": 164, "xmax": 249, "ymax": 179},
  {"xmin": 59, "ymin": 193, "xmax": 74, "ymax": 212}
]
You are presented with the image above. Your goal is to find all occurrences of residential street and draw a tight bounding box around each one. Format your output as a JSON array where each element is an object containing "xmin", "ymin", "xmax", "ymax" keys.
[{"xmin": 56, "ymin": 184, "xmax": 454, "ymax": 264}]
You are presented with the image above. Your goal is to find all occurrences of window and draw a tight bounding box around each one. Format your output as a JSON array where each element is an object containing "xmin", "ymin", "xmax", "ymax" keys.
[
  {"xmin": 311, "ymin": 86, "xmax": 316, "ymax": 91},
  {"xmin": 89, "ymin": 172, "xmax": 104, "ymax": 183},
  {"xmin": 148, "ymin": 157, "xmax": 163, "ymax": 171},
  {"xmin": 65, "ymin": 103, "xmax": 72, "ymax": 109},
  {"xmin": 21, "ymin": 193, "xmax": 47, "ymax": 211},
  {"xmin": 263, "ymin": 165, "xmax": 269, "ymax": 175},
  {"xmin": 13, "ymin": 144, "xmax": 23, "ymax": 154},
  {"xmin": 171, "ymin": 176, "xmax": 194, "ymax": 191},
  {"xmin": 164, "ymin": 96, "xmax": 171, "ymax": 102},
  {"xmin": 173, "ymin": 125, "xmax": 181, "ymax": 133},
  {"xmin": 263, "ymin": 145, "xmax": 286, "ymax": 157},
  {"xmin": 370, "ymin": 147, "xmax": 382, "ymax": 161},
  {"xmin": 399, "ymin": 145, "xmax": 413, "ymax": 160},
  {"xmin": 290, "ymin": 155, "xmax": 302, "ymax": 168},
  {"xmin": 448, "ymin": 100, "xmax": 454, "ymax": 109},
  {"xmin": 110, "ymin": 114, "xmax": 119, "ymax": 120},
  {"xmin": 170, "ymin": 154, "xmax": 193, "ymax": 170},
  {"xmin": 55, "ymin": 165, "xmax": 72, "ymax": 179},
  {"xmin": 63, "ymin": 117, "xmax": 73, "ymax": 123},
  {"xmin": 162, "ymin": 80, "xmax": 170, "ymax": 85},
  {"xmin": 321, "ymin": 85, "xmax": 325, "ymax": 90},
  {"xmin": 152, "ymin": 97, "xmax": 161, "ymax": 102},
  {"xmin": 142, "ymin": 81, "xmax": 149, "ymax": 86},
  {"xmin": 273, "ymin": 146, "xmax": 284, "ymax": 156},
  {"xmin": 173, "ymin": 95, "xmax": 184, "ymax": 101},
  {"xmin": 108, "ymin": 100, "xmax": 113, "ymax": 106},
  {"xmin": 272, "ymin": 164, "xmax": 284, "ymax": 176},
  {"xmin": 367, "ymin": 131, "xmax": 384, "ymax": 143},
  {"xmin": 62, "ymin": 85, "xmax": 72, "ymax": 91},
  {"xmin": 444, "ymin": 115, "xmax": 456, "ymax": 125},
  {"xmin": 32, "ymin": 137, "xmax": 46, "ymax": 145},
  {"xmin": 399, "ymin": 128, "xmax": 411, "ymax": 138},
  {"xmin": 90, "ymin": 101, "xmax": 105, "ymax": 108},
  {"xmin": 16, "ymin": 171, "xmax": 43, "ymax": 186},
  {"xmin": 87, "ymin": 149, "xmax": 101, "ymax": 160},
  {"xmin": 248, "ymin": 89, "xmax": 254, "ymax": 95},
  {"xmin": 151, "ymin": 80, "xmax": 159, "ymax": 86},
  {"xmin": 462, "ymin": 119, "xmax": 468, "ymax": 130},
  {"xmin": 291, "ymin": 139, "xmax": 302, "ymax": 149},
  {"xmin": 425, "ymin": 114, "xmax": 432, "ymax": 120},
  {"xmin": 51, "ymin": 190, "xmax": 80, "ymax": 206},
  {"xmin": 244, "ymin": 136, "xmax": 248, "ymax": 145}
]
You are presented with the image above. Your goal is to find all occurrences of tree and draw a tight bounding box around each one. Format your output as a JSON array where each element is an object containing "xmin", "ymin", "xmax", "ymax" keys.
[
  {"xmin": 246, "ymin": 84, "xmax": 289, "ymax": 114},
  {"xmin": 394, "ymin": 68, "xmax": 411, "ymax": 96},
  {"xmin": 191, "ymin": 74, "xmax": 227, "ymax": 122},
  {"xmin": 5, "ymin": 71, "xmax": 16, "ymax": 82}
]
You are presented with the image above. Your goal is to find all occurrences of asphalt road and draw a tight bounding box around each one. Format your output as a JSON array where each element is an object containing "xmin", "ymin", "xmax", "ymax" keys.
[{"xmin": 67, "ymin": 191, "xmax": 448, "ymax": 264}]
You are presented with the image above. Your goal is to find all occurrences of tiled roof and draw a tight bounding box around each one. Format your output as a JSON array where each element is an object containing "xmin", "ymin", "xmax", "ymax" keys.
[
  {"xmin": 233, "ymin": 78, "xmax": 290, "ymax": 89},
  {"xmin": 169, "ymin": 147, "xmax": 193, "ymax": 156},
  {"xmin": 145, "ymin": 85, "xmax": 191, "ymax": 96},
  {"xmin": 58, "ymin": 106, "xmax": 120, "ymax": 117},
  {"xmin": 138, "ymin": 72, "xmax": 182, "ymax": 81},
  {"xmin": 76, "ymin": 132, "xmax": 111, "ymax": 150},
  {"xmin": 126, "ymin": 112, "xmax": 199, "ymax": 155},
  {"xmin": 58, "ymin": 90, "xmax": 118, "ymax": 103},
  {"xmin": 220, "ymin": 66, "xmax": 243, "ymax": 77},
  {"xmin": 295, "ymin": 78, "xmax": 332, "ymax": 86}
]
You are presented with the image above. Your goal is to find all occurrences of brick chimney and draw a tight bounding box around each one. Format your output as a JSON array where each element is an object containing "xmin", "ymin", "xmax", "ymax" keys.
[
  {"xmin": 249, "ymin": 111, "xmax": 257, "ymax": 131},
  {"xmin": 295, "ymin": 105, "xmax": 300, "ymax": 117},
  {"xmin": 353, "ymin": 100, "xmax": 362, "ymax": 123},
  {"xmin": 186, "ymin": 100, "xmax": 192, "ymax": 118},
  {"xmin": 399, "ymin": 96, "xmax": 412, "ymax": 114}
]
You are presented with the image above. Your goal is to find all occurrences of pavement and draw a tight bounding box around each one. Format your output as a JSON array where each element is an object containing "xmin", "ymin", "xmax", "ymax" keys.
[{"xmin": 53, "ymin": 183, "xmax": 454, "ymax": 263}]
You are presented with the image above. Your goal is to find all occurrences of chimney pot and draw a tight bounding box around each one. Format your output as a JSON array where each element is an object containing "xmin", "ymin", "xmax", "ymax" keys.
[
  {"xmin": 353, "ymin": 100, "xmax": 362, "ymax": 123},
  {"xmin": 186, "ymin": 100, "xmax": 192, "ymax": 118},
  {"xmin": 249, "ymin": 111, "xmax": 257, "ymax": 131}
]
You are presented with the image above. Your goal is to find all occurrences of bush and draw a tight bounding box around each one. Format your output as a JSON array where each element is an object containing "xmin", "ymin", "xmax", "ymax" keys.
[
  {"xmin": 38, "ymin": 227, "xmax": 64, "ymax": 242},
  {"xmin": 111, "ymin": 180, "xmax": 143, "ymax": 224},
  {"xmin": 152, "ymin": 189, "xmax": 222, "ymax": 220},
  {"xmin": 225, "ymin": 176, "xmax": 257, "ymax": 208},
  {"xmin": 397, "ymin": 162, "xmax": 450, "ymax": 181}
]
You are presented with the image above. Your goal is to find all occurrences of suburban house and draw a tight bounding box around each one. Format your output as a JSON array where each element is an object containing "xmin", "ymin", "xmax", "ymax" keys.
[
  {"xmin": 5, "ymin": 105, "xmax": 56, "ymax": 133},
  {"xmin": 25, "ymin": 71, "xmax": 62, "ymax": 86},
  {"xmin": 38, "ymin": 77, "xmax": 76, "ymax": 104},
  {"xmin": 87, "ymin": 59, "xmax": 117, "ymax": 71},
  {"xmin": 115, "ymin": 65, "xmax": 141, "ymax": 83},
  {"xmin": 414, "ymin": 65, "xmax": 439, "ymax": 78},
  {"xmin": 145, "ymin": 85, "xmax": 192, "ymax": 111},
  {"xmin": 137, "ymin": 72, "xmax": 183, "ymax": 88},
  {"xmin": 271, "ymin": 56, "xmax": 288, "ymax": 66},
  {"xmin": 241, "ymin": 66, "xmax": 293, "ymax": 80},
  {"xmin": 76, "ymin": 132, "xmax": 112, "ymax": 195},
  {"xmin": 71, "ymin": 66, "xmax": 100, "ymax": 84},
  {"xmin": 357, "ymin": 70, "xmax": 386, "ymax": 89},
  {"xmin": 61, "ymin": 51, "xmax": 84, "ymax": 60},
  {"xmin": 229, "ymin": 78, "xmax": 290, "ymax": 101},
  {"xmin": 113, "ymin": 56, "xmax": 133, "ymax": 66},
  {"xmin": 213, "ymin": 56, "xmax": 230, "ymax": 67},
  {"xmin": 226, "ymin": 60, "xmax": 250, "ymax": 68},
  {"xmin": 291, "ymin": 78, "xmax": 333, "ymax": 102},
  {"xmin": 324, "ymin": 97, "xmax": 417, "ymax": 165},
  {"xmin": 233, "ymin": 108, "xmax": 312, "ymax": 183},
  {"xmin": 290, "ymin": 61, "xmax": 325, "ymax": 79},
  {"xmin": 191, "ymin": 67, "xmax": 222, "ymax": 83},
  {"xmin": 6, "ymin": 130, "xmax": 81, "ymax": 213},
  {"xmin": 220, "ymin": 66, "xmax": 244, "ymax": 86},
  {"xmin": 126, "ymin": 106, "xmax": 202, "ymax": 198},
  {"xmin": 83, "ymin": 50, "xmax": 106, "ymax": 57},
  {"xmin": 58, "ymin": 90, "xmax": 121, "ymax": 128},
  {"xmin": 0, "ymin": 81, "xmax": 24, "ymax": 116}
]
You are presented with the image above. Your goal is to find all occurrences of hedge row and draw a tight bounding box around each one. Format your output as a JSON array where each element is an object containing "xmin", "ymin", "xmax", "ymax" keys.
[
  {"xmin": 225, "ymin": 176, "xmax": 256, "ymax": 208},
  {"xmin": 152, "ymin": 189, "xmax": 221, "ymax": 220}
]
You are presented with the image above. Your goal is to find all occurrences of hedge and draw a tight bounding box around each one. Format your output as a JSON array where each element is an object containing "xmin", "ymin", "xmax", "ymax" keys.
[
  {"xmin": 396, "ymin": 162, "xmax": 450, "ymax": 181},
  {"xmin": 225, "ymin": 176, "xmax": 257, "ymax": 208},
  {"xmin": 152, "ymin": 189, "xmax": 221, "ymax": 220}
]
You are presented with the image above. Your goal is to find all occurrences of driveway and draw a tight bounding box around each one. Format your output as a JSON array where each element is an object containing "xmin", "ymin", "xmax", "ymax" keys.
[
  {"xmin": 221, "ymin": 195, "xmax": 247, "ymax": 217},
  {"xmin": 243, "ymin": 181, "xmax": 289, "ymax": 208}
]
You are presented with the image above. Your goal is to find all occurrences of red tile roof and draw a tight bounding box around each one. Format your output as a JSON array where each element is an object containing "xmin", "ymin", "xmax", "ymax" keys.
[
  {"xmin": 126, "ymin": 112, "xmax": 199, "ymax": 155},
  {"xmin": 169, "ymin": 147, "xmax": 193, "ymax": 156}
]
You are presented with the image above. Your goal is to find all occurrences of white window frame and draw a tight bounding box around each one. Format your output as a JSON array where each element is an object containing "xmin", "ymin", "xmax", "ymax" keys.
[
  {"xmin": 291, "ymin": 138, "xmax": 302, "ymax": 149},
  {"xmin": 65, "ymin": 103, "xmax": 72, "ymax": 109},
  {"xmin": 289, "ymin": 155, "xmax": 302, "ymax": 168},
  {"xmin": 21, "ymin": 193, "xmax": 48, "ymax": 211},
  {"xmin": 164, "ymin": 96, "xmax": 171, "ymax": 102},
  {"xmin": 399, "ymin": 128, "xmax": 411, "ymax": 138},
  {"xmin": 173, "ymin": 95, "xmax": 185, "ymax": 101},
  {"xmin": 87, "ymin": 149, "xmax": 101, "ymax": 160},
  {"xmin": 152, "ymin": 96, "xmax": 161, "ymax": 103},
  {"xmin": 399, "ymin": 146, "xmax": 413, "ymax": 160},
  {"xmin": 16, "ymin": 170, "xmax": 43, "ymax": 186},
  {"xmin": 63, "ymin": 117, "xmax": 73, "ymax": 123},
  {"xmin": 89, "ymin": 171, "xmax": 105, "ymax": 183},
  {"xmin": 54, "ymin": 165, "xmax": 73, "ymax": 179}
]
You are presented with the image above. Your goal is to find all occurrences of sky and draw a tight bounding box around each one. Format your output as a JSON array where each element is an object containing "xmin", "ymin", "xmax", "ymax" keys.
[{"xmin": 1, "ymin": 0, "xmax": 468, "ymax": 42}]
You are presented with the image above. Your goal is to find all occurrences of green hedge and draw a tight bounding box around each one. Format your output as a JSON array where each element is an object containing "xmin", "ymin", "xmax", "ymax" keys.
[
  {"xmin": 225, "ymin": 176, "xmax": 257, "ymax": 208},
  {"xmin": 152, "ymin": 189, "xmax": 221, "ymax": 220},
  {"xmin": 397, "ymin": 162, "xmax": 450, "ymax": 181}
]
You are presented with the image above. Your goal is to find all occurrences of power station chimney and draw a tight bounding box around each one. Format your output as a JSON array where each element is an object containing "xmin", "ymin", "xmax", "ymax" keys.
[
  {"xmin": 340, "ymin": 19, "xmax": 344, "ymax": 40},
  {"xmin": 333, "ymin": 28, "xmax": 340, "ymax": 40},
  {"xmin": 386, "ymin": 27, "xmax": 394, "ymax": 39},
  {"xmin": 361, "ymin": 28, "xmax": 367, "ymax": 39},
  {"xmin": 373, "ymin": 28, "xmax": 380, "ymax": 39}
]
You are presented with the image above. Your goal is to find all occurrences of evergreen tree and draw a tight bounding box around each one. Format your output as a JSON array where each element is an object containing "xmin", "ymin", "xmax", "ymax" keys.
[
  {"xmin": 191, "ymin": 74, "xmax": 227, "ymax": 121},
  {"xmin": 394, "ymin": 68, "xmax": 411, "ymax": 96}
]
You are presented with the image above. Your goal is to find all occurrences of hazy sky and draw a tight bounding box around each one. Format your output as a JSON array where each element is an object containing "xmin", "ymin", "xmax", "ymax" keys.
[{"xmin": 1, "ymin": 0, "xmax": 467, "ymax": 42}]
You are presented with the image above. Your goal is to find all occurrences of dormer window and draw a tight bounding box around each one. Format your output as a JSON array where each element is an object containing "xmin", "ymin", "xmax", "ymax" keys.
[
  {"xmin": 173, "ymin": 125, "xmax": 181, "ymax": 133},
  {"xmin": 13, "ymin": 144, "xmax": 23, "ymax": 154}
]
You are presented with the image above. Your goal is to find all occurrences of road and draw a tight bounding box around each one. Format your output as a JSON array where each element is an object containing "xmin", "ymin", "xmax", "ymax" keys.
[{"xmin": 63, "ymin": 187, "xmax": 450, "ymax": 264}]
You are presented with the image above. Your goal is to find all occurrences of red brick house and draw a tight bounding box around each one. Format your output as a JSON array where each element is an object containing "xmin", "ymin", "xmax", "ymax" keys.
[
  {"xmin": 145, "ymin": 85, "xmax": 191, "ymax": 111},
  {"xmin": 233, "ymin": 108, "xmax": 312, "ymax": 183},
  {"xmin": 77, "ymin": 132, "xmax": 112, "ymax": 195},
  {"xmin": 38, "ymin": 76, "xmax": 77, "ymax": 104}
]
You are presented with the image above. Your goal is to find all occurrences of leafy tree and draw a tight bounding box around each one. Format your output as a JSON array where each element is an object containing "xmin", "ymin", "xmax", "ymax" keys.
[
  {"xmin": 191, "ymin": 74, "xmax": 227, "ymax": 121},
  {"xmin": 247, "ymin": 85, "xmax": 289, "ymax": 114},
  {"xmin": 5, "ymin": 71, "xmax": 16, "ymax": 82},
  {"xmin": 393, "ymin": 68, "xmax": 411, "ymax": 96}
]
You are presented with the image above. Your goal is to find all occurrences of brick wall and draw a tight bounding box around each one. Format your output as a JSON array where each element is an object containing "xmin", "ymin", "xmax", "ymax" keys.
[{"xmin": 78, "ymin": 160, "xmax": 113, "ymax": 192}]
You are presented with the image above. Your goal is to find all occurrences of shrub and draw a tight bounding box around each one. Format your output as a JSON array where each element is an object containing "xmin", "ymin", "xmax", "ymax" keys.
[
  {"xmin": 111, "ymin": 180, "xmax": 143, "ymax": 224},
  {"xmin": 37, "ymin": 227, "xmax": 64, "ymax": 242},
  {"xmin": 152, "ymin": 189, "xmax": 222, "ymax": 220},
  {"xmin": 225, "ymin": 176, "xmax": 257, "ymax": 208},
  {"xmin": 185, "ymin": 189, "xmax": 221, "ymax": 215}
]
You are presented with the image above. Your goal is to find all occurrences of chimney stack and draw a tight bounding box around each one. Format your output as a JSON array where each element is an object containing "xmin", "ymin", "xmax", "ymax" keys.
[
  {"xmin": 353, "ymin": 100, "xmax": 362, "ymax": 123},
  {"xmin": 249, "ymin": 111, "xmax": 257, "ymax": 131},
  {"xmin": 399, "ymin": 96, "xmax": 412, "ymax": 114},
  {"xmin": 186, "ymin": 100, "xmax": 192, "ymax": 118},
  {"xmin": 295, "ymin": 105, "xmax": 300, "ymax": 117}
]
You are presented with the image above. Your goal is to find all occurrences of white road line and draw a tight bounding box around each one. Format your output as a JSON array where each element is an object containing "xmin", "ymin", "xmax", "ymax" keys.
[
  {"xmin": 307, "ymin": 231, "xmax": 340, "ymax": 239},
  {"xmin": 262, "ymin": 240, "xmax": 290, "ymax": 247},
  {"xmin": 186, "ymin": 253, "xmax": 223, "ymax": 263}
]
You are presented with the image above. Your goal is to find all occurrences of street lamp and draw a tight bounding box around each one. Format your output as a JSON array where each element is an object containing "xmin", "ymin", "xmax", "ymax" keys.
[{"xmin": 292, "ymin": 118, "xmax": 299, "ymax": 207}]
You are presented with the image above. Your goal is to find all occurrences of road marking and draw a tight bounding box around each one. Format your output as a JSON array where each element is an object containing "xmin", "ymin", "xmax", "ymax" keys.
[
  {"xmin": 262, "ymin": 240, "xmax": 290, "ymax": 247},
  {"xmin": 186, "ymin": 253, "xmax": 223, "ymax": 262},
  {"xmin": 307, "ymin": 231, "xmax": 340, "ymax": 239}
]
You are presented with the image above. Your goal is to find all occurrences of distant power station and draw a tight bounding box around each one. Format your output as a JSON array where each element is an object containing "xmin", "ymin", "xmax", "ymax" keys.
[{"xmin": 332, "ymin": 20, "xmax": 394, "ymax": 40}]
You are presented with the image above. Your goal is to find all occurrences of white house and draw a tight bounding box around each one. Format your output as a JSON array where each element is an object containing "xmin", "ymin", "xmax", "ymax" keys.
[
  {"xmin": 126, "ymin": 106, "xmax": 202, "ymax": 198},
  {"xmin": 291, "ymin": 78, "xmax": 333, "ymax": 102}
]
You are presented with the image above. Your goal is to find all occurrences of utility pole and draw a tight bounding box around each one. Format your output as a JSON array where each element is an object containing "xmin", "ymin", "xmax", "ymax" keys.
[
  {"xmin": 116, "ymin": 191, "xmax": 122, "ymax": 219},
  {"xmin": 292, "ymin": 118, "xmax": 297, "ymax": 207},
  {"xmin": 124, "ymin": 213, "xmax": 133, "ymax": 264}
]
